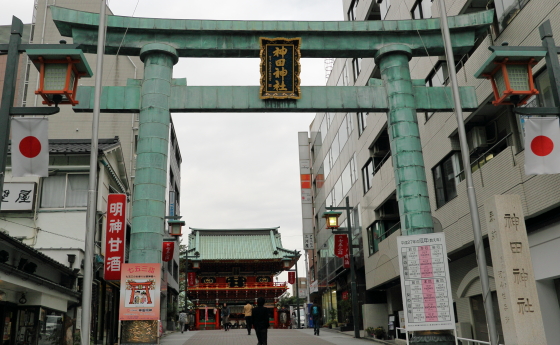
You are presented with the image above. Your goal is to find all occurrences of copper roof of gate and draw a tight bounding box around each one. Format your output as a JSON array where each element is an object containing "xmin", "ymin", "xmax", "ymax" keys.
[{"xmin": 187, "ymin": 227, "xmax": 298, "ymax": 262}]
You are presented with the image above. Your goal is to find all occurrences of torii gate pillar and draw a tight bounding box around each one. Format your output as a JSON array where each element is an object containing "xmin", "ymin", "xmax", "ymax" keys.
[{"xmin": 130, "ymin": 43, "xmax": 179, "ymax": 264}]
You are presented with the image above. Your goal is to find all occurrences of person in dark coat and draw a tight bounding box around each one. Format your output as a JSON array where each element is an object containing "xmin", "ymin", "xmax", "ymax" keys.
[
  {"xmin": 252, "ymin": 297, "xmax": 269, "ymax": 345},
  {"xmin": 221, "ymin": 303, "xmax": 231, "ymax": 331},
  {"xmin": 311, "ymin": 300, "xmax": 322, "ymax": 336}
]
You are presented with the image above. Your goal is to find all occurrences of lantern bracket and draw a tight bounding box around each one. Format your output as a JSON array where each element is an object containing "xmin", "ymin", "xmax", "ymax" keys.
[{"xmin": 9, "ymin": 107, "xmax": 60, "ymax": 116}]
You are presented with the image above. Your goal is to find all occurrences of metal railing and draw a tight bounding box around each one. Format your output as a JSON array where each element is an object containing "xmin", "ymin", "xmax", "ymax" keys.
[{"xmin": 396, "ymin": 327, "xmax": 409, "ymax": 342}]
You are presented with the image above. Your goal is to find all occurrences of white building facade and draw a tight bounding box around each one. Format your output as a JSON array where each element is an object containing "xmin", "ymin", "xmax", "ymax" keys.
[{"xmin": 300, "ymin": 0, "xmax": 560, "ymax": 342}]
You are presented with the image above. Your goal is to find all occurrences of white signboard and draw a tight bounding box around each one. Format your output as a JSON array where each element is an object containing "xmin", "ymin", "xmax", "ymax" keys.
[
  {"xmin": 298, "ymin": 288, "xmax": 308, "ymax": 298},
  {"xmin": 397, "ymin": 232, "xmax": 455, "ymax": 331},
  {"xmin": 1, "ymin": 182, "xmax": 36, "ymax": 211},
  {"xmin": 303, "ymin": 234, "xmax": 314, "ymax": 250},
  {"xmin": 310, "ymin": 280, "xmax": 318, "ymax": 293}
]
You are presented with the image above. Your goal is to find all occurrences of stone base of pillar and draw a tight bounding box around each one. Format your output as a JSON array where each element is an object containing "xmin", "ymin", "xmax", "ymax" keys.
[
  {"xmin": 121, "ymin": 320, "xmax": 158, "ymax": 344},
  {"xmin": 410, "ymin": 330, "xmax": 455, "ymax": 345}
]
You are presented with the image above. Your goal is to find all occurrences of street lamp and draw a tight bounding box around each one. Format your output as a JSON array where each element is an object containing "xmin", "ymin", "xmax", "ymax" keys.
[
  {"xmin": 323, "ymin": 196, "xmax": 361, "ymax": 338},
  {"xmin": 322, "ymin": 211, "xmax": 342, "ymax": 229},
  {"xmin": 26, "ymin": 48, "xmax": 93, "ymax": 106},
  {"xmin": 475, "ymin": 20, "xmax": 560, "ymax": 115},
  {"xmin": 474, "ymin": 46, "xmax": 545, "ymax": 106},
  {"xmin": 167, "ymin": 219, "xmax": 185, "ymax": 236}
]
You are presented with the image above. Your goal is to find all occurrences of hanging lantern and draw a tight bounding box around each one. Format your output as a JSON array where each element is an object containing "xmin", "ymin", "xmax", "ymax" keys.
[
  {"xmin": 322, "ymin": 210, "xmax": 342, "ymax": 229},
  {"xmin": 474, "ymin": 48, "xmax": 546, "ymax": 106},
  {"xmin": 168, "ymin": 219, "xmax": 185, "ymax": 236},
  {"xmin": 26, "ymin": 48, "xmax": 92, "ymax": 106}
]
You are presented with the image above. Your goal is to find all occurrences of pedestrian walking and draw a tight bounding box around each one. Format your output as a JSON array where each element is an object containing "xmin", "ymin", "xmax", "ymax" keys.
[
  {"xmin": 311, "ymin": 300, "xmax": 322, "ymax": 336},
  {"xmin": 252, "ymin": 297, "xmax": 269, "ymax": 345},
  {"xmin": 178, "ymin": 310, "xmax": 187, "ymax": 333},
  {"xmin": 221, "ymin": 303, "xmax": 231, "ymax": 331},
  {"xmin": 244, "ymin": 300, "xmax": 253, "ymax": 335}
]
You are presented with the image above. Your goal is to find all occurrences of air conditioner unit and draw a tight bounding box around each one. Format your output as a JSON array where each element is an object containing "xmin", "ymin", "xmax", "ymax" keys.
[{"xmin": 467, "ymin": 126, "xmax": 487, "ymax": 151}]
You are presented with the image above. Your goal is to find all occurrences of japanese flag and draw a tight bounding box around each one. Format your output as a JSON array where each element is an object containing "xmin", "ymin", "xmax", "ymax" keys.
[
  {"xmin": 11, "ymin": 118, "xmax": 49, "ymax": 177},
  {"xmin": 524, "ymin": 117, "xmax": 560, "ymax": 175}
]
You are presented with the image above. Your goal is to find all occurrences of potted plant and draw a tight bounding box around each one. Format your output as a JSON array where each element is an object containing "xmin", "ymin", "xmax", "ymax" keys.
[
  {"xmin": 365, "ymin": 327, "xmax": 375, "ymax": 337},
  {"xmin": 373, "ymin": 326, "xmax": 386, "ymax": 339}
]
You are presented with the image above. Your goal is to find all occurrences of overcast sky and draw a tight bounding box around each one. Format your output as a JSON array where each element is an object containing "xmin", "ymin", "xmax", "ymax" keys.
[{"xmin": 2, "ymin": 0, "xmax": 343, "ymax": 290}]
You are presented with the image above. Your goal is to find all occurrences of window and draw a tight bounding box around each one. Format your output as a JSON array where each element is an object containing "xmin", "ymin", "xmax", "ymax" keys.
[
  {"xmin": 362, "ymin": 159, "xmax": 374, "ymax": 194},
  {"xmin": 367, "ymin": 220, "xmax": 400, "ymax": 255},
  {"xmin": 41, "ymin": 173, "xmax": 89, "ymax": 208},
  {"xmin": 433, "ymin": 153, "xmax": 462, "ymax": 208},
  {"xmin": 348, "ymin": 0, "xmax": 359, "ymax": 21},
  {"xmin": 357, "ymin": 112, "xmax": 368, "ymax": 136},
  {"xmin": 495, "ymin": 0, "xmax": 531, "ymax": 32},
  {"xmin": 425, "ymin": 62, "xmax": 448, "ymax": 120},
  {"xmin": 352, "ymin": 58, "xmax": 362, "ymax": 82},
  {"xmin": 411, "ymin": 0, "xmax": 433, "ymax": 19},
  {"xmin": 380, "ymin": 0, "xmax": 391, "ymax": 19}
]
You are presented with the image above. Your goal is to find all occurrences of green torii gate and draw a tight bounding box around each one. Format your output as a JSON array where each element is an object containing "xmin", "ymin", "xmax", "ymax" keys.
[{"xmin": 51, "ymin": 6, "xmax": 492, "ymax": 343}]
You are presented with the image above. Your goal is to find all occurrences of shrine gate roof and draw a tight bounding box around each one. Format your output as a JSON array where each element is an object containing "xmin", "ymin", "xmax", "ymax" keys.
[{"xmin": 187, "ymin": 227, "xmax": 296, "ymax": 261}]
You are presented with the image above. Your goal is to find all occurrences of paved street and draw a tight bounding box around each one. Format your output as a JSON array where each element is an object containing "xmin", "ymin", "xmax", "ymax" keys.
[{"xmin": 161, "ymin": 328, "xmax": 380, "ymax": 345}]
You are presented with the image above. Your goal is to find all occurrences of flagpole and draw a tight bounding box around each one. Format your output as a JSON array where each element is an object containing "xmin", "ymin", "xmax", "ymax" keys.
[
  {"xmin": 439, "ymin": 1, "xmax": 499, "ymax": 344},
  {"xmin": 82, "ymin": 0, "xmax": 107, "ymax": 344}
]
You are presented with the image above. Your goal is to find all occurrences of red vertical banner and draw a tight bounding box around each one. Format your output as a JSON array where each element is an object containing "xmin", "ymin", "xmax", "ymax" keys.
[
  {"xmin": 104, "ymin": 194, "xmax": 126, "ymax": 281},
  {"xmin": 335, "ymin": 234, "xmax": 348, "ymax": 258},
  {"xmin": 288, "ymin": 271, "xmax": 296, "ymax": 285},
  {"xmin": 188, "ymin": 272, "xmax": 197, "ymax": 287},
  {"xmin": 343, "ymin": 253, "xmax": 350, "ymax": 268},
  {"xmin": 162, "ymin": 241, "xmax": 174, "ymax": 262}
]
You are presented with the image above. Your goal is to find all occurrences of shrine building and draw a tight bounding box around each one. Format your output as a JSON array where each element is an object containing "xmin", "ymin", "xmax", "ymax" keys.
[{"xmin": 185, "ymin": 228, "xmax": 299, "ymax": 329}]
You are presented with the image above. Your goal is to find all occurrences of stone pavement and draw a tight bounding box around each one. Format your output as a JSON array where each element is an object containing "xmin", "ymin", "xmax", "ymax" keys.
[{"xmin": 160, "ymin": 328, "xmax": 384, "ymax": 345}]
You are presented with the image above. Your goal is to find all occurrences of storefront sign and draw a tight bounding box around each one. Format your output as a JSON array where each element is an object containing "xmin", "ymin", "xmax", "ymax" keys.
[
  {"xmin": 119, "ymin": 263, "xmax": 161, "ymax": 320},
  {"xmin": 397, "ymin": 232, "xmax": 455, "ymax": 331},
  {"xmin": 342, "ymin": 291, "xmax": 349, "ymax": 300},
  {"xmin": 304, "ymin": 234, "xmax": 314, "ymax": 250},
  {"xmin": 343, "ymin": 253, "xmax": 350, "ymax": 269},
  {"xmin": 259, "ymin": 37, "xmax": 301, "ymax": 99},
  {"xmin": 310, "ymin": 280, "xmax": 318, "ymax": 293},
  {"xmin": 1, "ymin": 182, "xmax": 36, "ymax": 211},
  {"xmin": 334, "ymin": 234, "xmax": 348, "ymax": 258},
  {"xmin": 288, "ymin": 271, "xmax": 296, "ymax": 285},
  {"xmin": 162, "ymin": 241, "xmax": 174, "ymax": 262},
  {"xmin": 104, "ymin": 194, "xmax": 126, "ymax": 281}
]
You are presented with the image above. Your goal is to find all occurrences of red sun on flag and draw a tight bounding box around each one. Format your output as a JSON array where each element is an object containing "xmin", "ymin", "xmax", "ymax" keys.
[
  {"xmin": 531, "ymin": 135, "xmax": 554, "ymax": 157},
  {"xmin": 19, "ymin": 136, "xmax": 42, "ymax": 158}
]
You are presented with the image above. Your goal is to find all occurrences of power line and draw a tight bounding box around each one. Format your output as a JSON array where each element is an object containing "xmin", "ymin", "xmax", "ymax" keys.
[{"xmin": 0, "ymin": 217, "xmax": 84, "ymax": 242}]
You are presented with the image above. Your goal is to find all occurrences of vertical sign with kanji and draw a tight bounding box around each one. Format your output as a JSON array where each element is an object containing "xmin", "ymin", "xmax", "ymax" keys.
[
  {"xmin": 334, "ymin": 234, "xmax": 348, "ymax": 258},
  {"xmin": 187, "ymin": 272, "xmax": 197, "ymax": 287},
  {"xmin": 288, "ymin": 271, "xmax": 296, "ymax": 285},
  {"xmin": 119, "ymin": 263, "xmax": 161, "ymax": 320},
  {"xmin": 259, "ymin": 37, "xmax": 301, "ymax": 99},
  {"xmin": 162, "ymin": 241, "xmax": 174, "ymax": 262},
  {"xmin": 485, "ymin": 194, "xmax": 546, "ymax": 345},
  {"xmin": 104, "ymin": 194, "xmax": 126, "ymax": 281}
]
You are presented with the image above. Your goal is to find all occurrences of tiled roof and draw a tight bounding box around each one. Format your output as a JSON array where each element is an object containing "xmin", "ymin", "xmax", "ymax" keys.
[
  {"xmin": 187, "ymin": 228, "xmax": 297, "ymax": 261},
  {"xmin": 8, "ymin": 137, "xmax": 121, "ymax": 154}
]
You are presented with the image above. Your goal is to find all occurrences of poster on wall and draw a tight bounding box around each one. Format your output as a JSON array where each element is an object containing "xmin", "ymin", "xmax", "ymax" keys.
[
  {"xmin": 119, "ymin": 263, "xmax": 161, "ymax": 320},
  {"xmin": 397, "ymin": 232, "xmax": 455, "ymax": 331}
]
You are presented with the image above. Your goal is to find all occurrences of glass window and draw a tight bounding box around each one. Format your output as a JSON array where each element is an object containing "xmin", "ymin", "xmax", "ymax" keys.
[
  {"xmin": 41, "ymin": 173, "xmax": 89, "ymax": 208},
  {"xmin": 352, "ymin": 58, "xmax": 362, "ymax": 82},
  {"xmin": 341, "ymin": 163, "xmax": 352, "ymax": 196},
  {"xmin": 323, "ymin": 152, "xmax": 331, "ymax": 179},
  {"xmin": 362, "ymin": 159, "xmax": 374, "ymax": 194},
  {"xmin": 357, "ymin": 112, "xmax": 367, "ymax": 136},
  {"xmin": 495, "ymin": 0, "xmax": 531, "ymax": 32},
  {"xmin": 320, "ymin": 115, "xmax": 328, "ymax": 144},
  {"xmin": 411, "ymin": 0, "xmax": 433, "ymax": 19},
  {"xmin": 433, "ymin": 153, "xmax": 460, "ymax": 208},
  {"xmin": 331, "ymin": 133, "xmax": 340, "ymax": 164},
  {"xmin": 380, "ymin": 0, "xmax": 391, "ymax": 19},
  {"xmin": 338, "ymin": 119, "xmax": 349, "ymax": 150}
]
